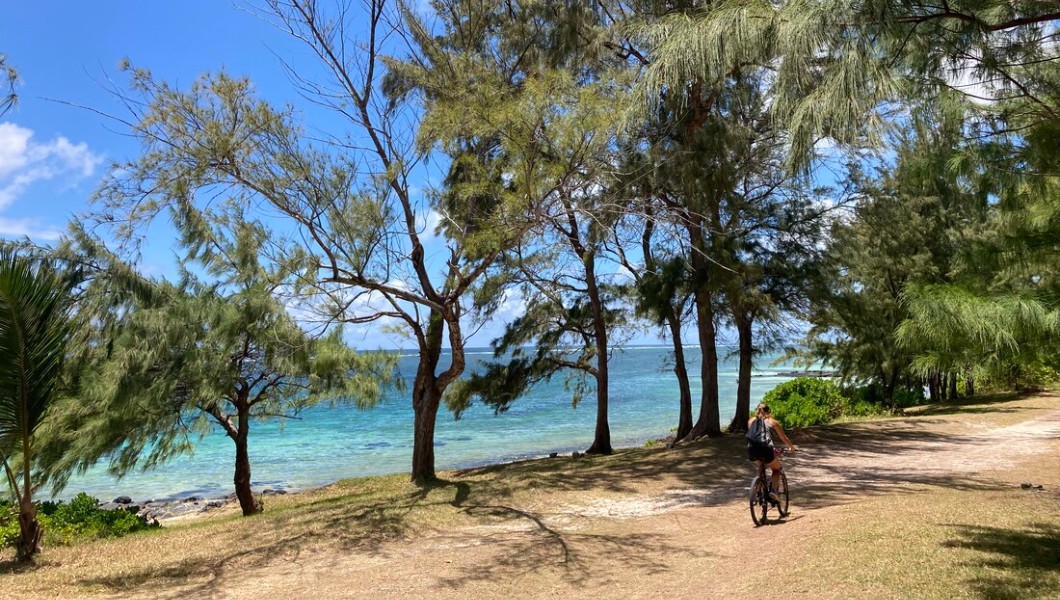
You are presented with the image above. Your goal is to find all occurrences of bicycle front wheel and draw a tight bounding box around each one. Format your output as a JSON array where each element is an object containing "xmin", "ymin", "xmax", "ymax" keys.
[
  {"xmin": 749, "ymin": 476, "xmax": 768, "ymax": 526},
  {"xmin": 777, "ymin": 471, "xmax": 789, "ymax": 517}
]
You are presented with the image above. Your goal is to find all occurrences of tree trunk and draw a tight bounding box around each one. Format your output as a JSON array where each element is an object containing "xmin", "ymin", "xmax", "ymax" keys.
[
  {"xmin": 16, "ymin": 430, "xmax": 42, "ymax": 562},
  {"xmin": 411, "ymin": 381, "xmax": 442, "ymax": 482},
  {"xmin": 411, "ymin": 312, "xmax": 445, "ymax": 484},
  {"xmin": 666, "ymin": 308, "xmax": 693, "ymax": 440},
  {"xmin": 948, "ymin": 371, "xmax": 959, "ymax": 401},
  {"xmin": 686, "ymin": 287, "xmax": 721, "ymax": 439},
  {"xmin": 928, "ymin": 373, "xmax": 940, "ymax": 403},
  {"xmin": 883, "ymin": 365, "xmax": 900, "ymax": 408},
  {"xmin": 729, "ymin": 313, "xmax": 754, "ymax": 432},
  {"xmin": 232, "ymin": 406, "xmax": 261, "ymax": 516},
  {"xmin": 584, "ymin": 357, "xmax": 612, "ymax": 455},
  {"xmin": 584, "ymin": 251, "xmax": 612, "ymax": 455},
  {"xmin": 16, "ymin": 502, "xmax": 42, "ymax": 562},
  {"xmin": 640, "ymin": 203, "xmax": 691, "ymax": 441},
  {"xmin": 964, "ymin": 368, "xmax": 974, "ymax": 397}
]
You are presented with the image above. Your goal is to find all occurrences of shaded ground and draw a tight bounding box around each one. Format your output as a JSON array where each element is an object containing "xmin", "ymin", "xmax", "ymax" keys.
[{"xmin": 3, "ymin": 393, "xmax": 1059, "ymax": 599}]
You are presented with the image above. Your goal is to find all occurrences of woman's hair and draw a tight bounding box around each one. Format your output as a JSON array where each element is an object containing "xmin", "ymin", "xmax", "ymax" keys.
[{"xmin": 755, "ymin": 402, "xmax": 771, "ymax": 418}]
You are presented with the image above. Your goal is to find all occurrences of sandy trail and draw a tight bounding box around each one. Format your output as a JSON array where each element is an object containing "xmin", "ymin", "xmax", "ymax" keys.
[{"xmin": 127, "ymin": 402, "xmax": 1060, "ymax": 600}]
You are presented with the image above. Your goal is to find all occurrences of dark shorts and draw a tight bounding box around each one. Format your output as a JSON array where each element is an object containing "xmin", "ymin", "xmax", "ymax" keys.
[{"xmin": 747, "ymin": 444, "xmax": 776, "ymax": 463}]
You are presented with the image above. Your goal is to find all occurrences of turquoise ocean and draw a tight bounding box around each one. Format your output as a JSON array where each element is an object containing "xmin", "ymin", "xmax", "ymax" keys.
[{"xmin": 57, "ymin": 345, "xmax": 799, "ymax": 502}]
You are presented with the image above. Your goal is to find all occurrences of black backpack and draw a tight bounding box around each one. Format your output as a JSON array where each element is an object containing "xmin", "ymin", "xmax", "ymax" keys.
[{"xmin": 746, "ymin": 417, "xmax": 771, "ymax": 448}]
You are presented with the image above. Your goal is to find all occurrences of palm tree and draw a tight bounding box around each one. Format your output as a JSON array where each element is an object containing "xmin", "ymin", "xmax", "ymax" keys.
[{"xmin": 0, "ymin": 247, "xmax": 74, "ymax": 562}]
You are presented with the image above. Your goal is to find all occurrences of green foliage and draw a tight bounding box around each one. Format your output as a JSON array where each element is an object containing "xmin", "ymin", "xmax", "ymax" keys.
[
  {"xmin": 636, "ymin": 1, "xmax": 1060, "ymax": 168},
  {"xmin": 0, "ymin": 53, "xmax": 16, "ymax": 117},
  {"xmin": 763, "ymin": 377, "xmax": 847, "ymax": 427},
  {"xmin": 764, "ymin": 378, "xmax": 924, "ymax": 428},
  {"xmin": 803, "ymin": 106, "xmax": 989, "ymax": 402},
  {"xmin": 36, "ymin": 231, "xmax": 401, "ymax": 497},
  {"xmin": 0, "ymin": 493, "xmax": 158, "ymax": 548},
  {"xmin": 842, "ymin": 384, "xmax": 923, "ymax": 413},
  {"xmin": 0, "ymin": 244, "xmax": 78, "ymax": 560},
  {"xmin": 976, "ymin": 362, "xmax": 1060, "ymax": 394}
]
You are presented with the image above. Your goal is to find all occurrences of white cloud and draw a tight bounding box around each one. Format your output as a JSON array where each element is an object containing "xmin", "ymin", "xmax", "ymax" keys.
[
  {"xmin": 417, "ymin": 208, "xmax": 444, "ymax": 241},
  {"xmin": 0, "ymin": 216, "xmax": 62, "ymax": 240},
  {"xmin": 0, "ymin": 122, "xmax": 102, "ymax": 239},
  {"xmin": 0, "ymin": 123, "xmax": 104, "ymax": 208}
]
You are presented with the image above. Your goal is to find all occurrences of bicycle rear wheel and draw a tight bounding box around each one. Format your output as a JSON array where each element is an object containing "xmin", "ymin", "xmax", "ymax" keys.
[
  {"xmin": 749, "ymin": 476, "xmax": 768, "ymax": 526},
  {"xmin": 777, "ymin": 471, "xmax": 789, "ymax": 517}
]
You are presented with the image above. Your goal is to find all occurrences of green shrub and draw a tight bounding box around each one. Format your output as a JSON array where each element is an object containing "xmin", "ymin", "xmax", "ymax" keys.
[
  {"xmin": 892, "ymin": 386, "xmax": 925, "ymax": 408},
  {"xmin": 762, "ymin": 377, "xmax": 846, "ymax": 427},
  {"xmin": 0, "ymin": 493, "xmax": 159, "ymax": 549},
  {"xmin": 0, "ymin": 500, "xmax": 17, "ymax": 549},
  {"xmin": 978, "ymin": 362, "xmax": 1060, "ymax": 393},
  {"xmin": 842, "ymin": 384, "xmax": 923, "ymax": 412}
]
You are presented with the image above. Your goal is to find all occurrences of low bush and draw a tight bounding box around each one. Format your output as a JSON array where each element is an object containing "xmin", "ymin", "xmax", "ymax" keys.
[
  {"xmin": 893, "ymin": 386, "xmax": 925, "ymax": 408},
  {"xmin": 762, "ymin": 377, "xmax": 846, "ymax": 427},
  {"xmin": 977, "ymin": 362, "xmax": 1060, "ymax": 393},
  {"xmin": 843, "ymin": 384, "xmax": 923, "ymax": 413},
  {"xmin": 762, "ymin": 378, "xmax": 920, "ymax": 427},
  {"xmin": 0, "ymin": 493, "xmax": 159, "ymax": 549}
]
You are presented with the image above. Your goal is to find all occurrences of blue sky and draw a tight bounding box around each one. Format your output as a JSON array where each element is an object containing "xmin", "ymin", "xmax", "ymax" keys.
[
  {"xmin": 1, "ymin": 2, "xmax": 670, "ymax": 350},
  {"xmin": 0, "ymin": 2, "xmax": 309, "ymax": 240}
]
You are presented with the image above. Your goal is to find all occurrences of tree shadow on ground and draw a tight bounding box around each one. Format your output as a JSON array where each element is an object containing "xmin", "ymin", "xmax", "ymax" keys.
[
  {"xmin": 941, "ymin": 521, "xmax": 1060, "ymax": 599},
  {"xmin": 778, "ymin": 415, "xmax": 1023, "ymax": 511},
  {"xmin": 434, "ymin": 502, "xmax": 700, "ymax": 590},
  {"xmin": 60, "ymin": 394, "xmax": 1047, "ymax": 597},
  {"xmin": 77, "ymin": 528, "xmax": 317, "ymax": 599},
  {"xmin": 71, "ymin": 443, "xmax": 733, "ymax": 597},
  {"xmin": 904, "ymin": 391, "xmax": 1032, "ymax": 417},
  {"xmin": 0, "ymin": 559, "xmax": 43, "ymax": 575}
]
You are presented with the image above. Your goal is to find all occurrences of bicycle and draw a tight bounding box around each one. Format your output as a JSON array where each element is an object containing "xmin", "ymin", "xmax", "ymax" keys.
[{"xmin": 748, "ymin": 448, "xmax": 791, "ymax": 526}]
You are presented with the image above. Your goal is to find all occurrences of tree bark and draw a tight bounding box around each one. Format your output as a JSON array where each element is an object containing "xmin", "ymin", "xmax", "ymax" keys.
[
  {"xmin": 948, "ymin": 371, "xmax": 959, "ymax": 401},
  {"xmin": 16, "ymin": 503, "xmax": 42, "ymax": 562},
  {"xmin": 666, "ymin": 308, "xmax": 693, "ymax": 440},
  {"xmin": 584, "ymin": 251, "xmax": 612, "ymax": 455},
  {"xmin": 411, "ymin": 380, "xmax": 442, "ymax": 482},
  {"xmin": 16, "ymin": 423, "xmax": 42, "ymax": 562},
  {"xmin": 686, "ymin": 286, "xmax": 721, "ymax": 439},
  {"xmin": 729, "ymin": 313, "xmax": 754, "ymax": 432},
  {"xmin": 232, "ymin": 405, "xmax": 261, "ymax": 516},
  {"xmin": 640, "ymin": 202, "xmax": 692, "ymax": 441},
  {"xmin": 964, "ymin": 368, "xmax": 974, "ymax": 397},
  {"xmin": 411, "ymin": 312, "xmax": 445, "ymax": 484},
  {"xmin": 883, "ymin": 365, "xmax": 900, "ymax": 408},
  {"xmin": 928, "ymin": 373, "xmax": 940, "ymax": 403}
]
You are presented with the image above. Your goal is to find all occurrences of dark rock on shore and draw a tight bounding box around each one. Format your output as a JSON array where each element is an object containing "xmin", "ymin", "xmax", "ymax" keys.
[
  {"xmin": 94, "ymin": 486, "xmax": 304, "ymax": 523},
  {"xmin": 99, "ymin": 501, "xmax": 140, "ymax": 513}
]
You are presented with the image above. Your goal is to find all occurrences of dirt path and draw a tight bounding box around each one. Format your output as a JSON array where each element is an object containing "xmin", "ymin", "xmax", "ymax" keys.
[{"xmin": 126, "ymin": 396, "xmax": 1059, "ymax": 600}]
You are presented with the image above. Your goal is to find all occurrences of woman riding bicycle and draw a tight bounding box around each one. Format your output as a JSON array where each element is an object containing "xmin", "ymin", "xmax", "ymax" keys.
[{"xmin": 747, "ymin": 402, "xmax": 797, "ymax": 501}]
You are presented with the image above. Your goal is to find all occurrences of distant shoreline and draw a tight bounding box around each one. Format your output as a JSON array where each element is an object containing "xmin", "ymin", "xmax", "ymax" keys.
[
  {"xmin": 104, "ymin": 370, "xmax": 820, "ymax": 522},
  {"xmin": 61, "ymin": 348, "xmax": 812, "ymax": 507},
  {"xmin": 770, "ymin": 370, "xmax": 839, "ymax": 378}
]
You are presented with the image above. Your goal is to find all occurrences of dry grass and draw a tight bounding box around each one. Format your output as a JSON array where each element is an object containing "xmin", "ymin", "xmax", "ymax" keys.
[
  {"xmin": 0, "ymin": 436, "xmax": 749, "ymax": 598},
  {"xmin": 1, "ymin": 391, "xmax": 1058, "ymax": 599},
  {"xmin": 769, "ymin": 486, "xmax": 1060, "ymax": 599}
]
